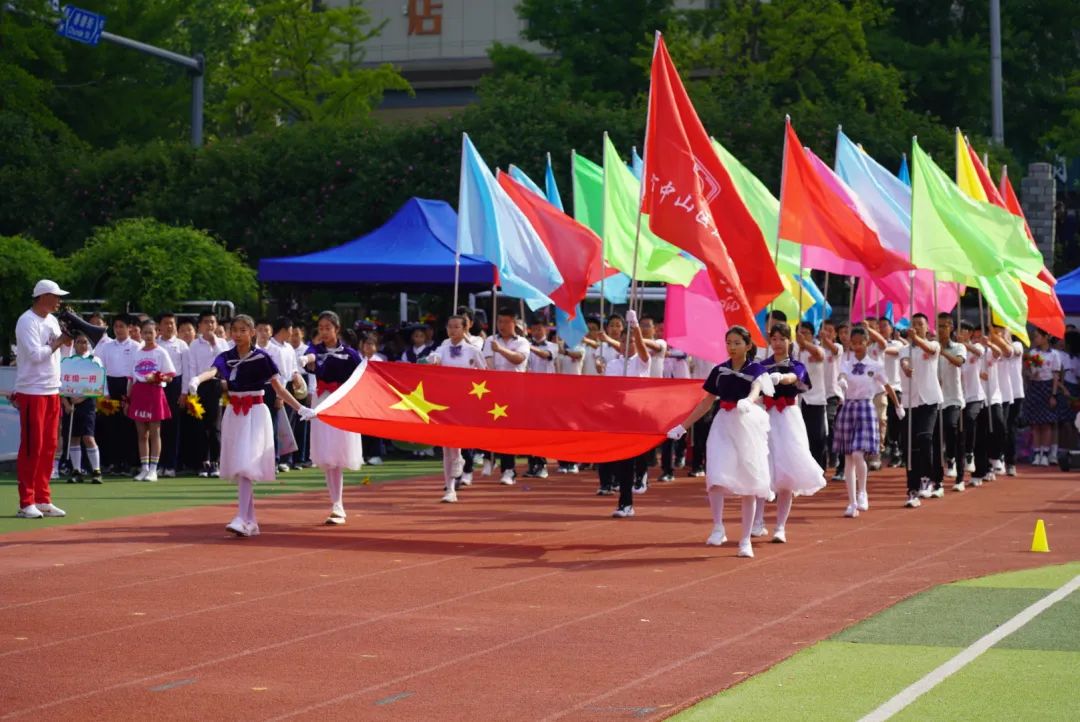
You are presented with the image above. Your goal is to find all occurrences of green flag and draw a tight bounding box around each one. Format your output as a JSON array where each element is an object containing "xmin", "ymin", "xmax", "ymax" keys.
[
  {"xmin": 977, "ymin": 273, "xmax": 1029, "ymax": 342},
  {"xmin": 600, "ymin": 135, "xmax": 699, "ymax": 285},
  {"xmin": 911, "ymin": 139, "xmax": 1043, "ymax": 280},
  {"xmin": 570, "ymin": 151, "xmax": 605, "ymax": 236}
]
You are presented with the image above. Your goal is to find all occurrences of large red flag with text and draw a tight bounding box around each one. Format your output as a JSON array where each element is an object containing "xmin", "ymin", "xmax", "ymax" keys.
[
  {"xmin": 315, "ymin": 361, "xmax": 707, "ymax": 462},
  {"xmin": 642, "ymin": 34, "xmax": 781, "ymax": 346},
  {"xmin": 966, "ymin": 144, "xmax": 1065, "ymax": 338}
]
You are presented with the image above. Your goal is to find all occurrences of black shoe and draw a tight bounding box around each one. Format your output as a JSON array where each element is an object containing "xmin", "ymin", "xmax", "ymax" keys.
[
  {"xmin": 596, "ymin": 486, "xmax": 614, "ymax": 496},
  {"xmin": 90, "ymin": 471, "xmax": 103, "ymax": 484}
]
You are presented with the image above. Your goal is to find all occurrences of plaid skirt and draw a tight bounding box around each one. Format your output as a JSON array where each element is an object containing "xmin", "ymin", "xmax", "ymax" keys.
[
  {"xmin": 833, "ymin": 399, "xmax": 880, "ymax": 455},
  {"xmin": 1025, "ymin": 379, "xmax": 1064, "ymax": 425}
]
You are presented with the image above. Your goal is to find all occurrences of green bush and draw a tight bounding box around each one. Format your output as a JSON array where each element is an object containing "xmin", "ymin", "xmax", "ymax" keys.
[{"xmin": 0, "ymin": 235, "xmax": 67, "ymax": 354}]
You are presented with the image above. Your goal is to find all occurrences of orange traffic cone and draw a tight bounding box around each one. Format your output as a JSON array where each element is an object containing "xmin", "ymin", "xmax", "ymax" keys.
[{"xmin": 1031, "ymin": 519, "xmax": 1050, "ymax": 553}]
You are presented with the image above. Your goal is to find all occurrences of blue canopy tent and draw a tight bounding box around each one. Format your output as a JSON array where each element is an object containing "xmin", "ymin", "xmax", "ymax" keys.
[
  {"xmin": 258, "ymin": 198, "xmax": 494, "ymax": 288},
  {"xmin": 1054, "ymin": 266, "xmax": 1080, "ymax": 315}
]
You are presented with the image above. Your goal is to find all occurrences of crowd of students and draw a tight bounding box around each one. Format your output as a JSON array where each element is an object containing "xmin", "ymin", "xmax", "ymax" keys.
[{"xmin": 18, "ymin": 298, "xmax": 1080, "ymax": 548}]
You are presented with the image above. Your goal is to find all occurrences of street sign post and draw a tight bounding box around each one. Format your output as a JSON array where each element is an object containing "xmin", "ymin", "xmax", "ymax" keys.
[{"xmin": 56, "ymin": 5, "xmax": 105, "ymax": 47}]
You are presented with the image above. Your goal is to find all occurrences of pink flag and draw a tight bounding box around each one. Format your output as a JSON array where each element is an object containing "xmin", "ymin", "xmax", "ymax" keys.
[
  {"xmin": 664, "ymin": 270, "xmax": 730, "ymax": 365},
  {"xmin": 852, "ymin": 270, "xmax": 961, "ymax": 322}
]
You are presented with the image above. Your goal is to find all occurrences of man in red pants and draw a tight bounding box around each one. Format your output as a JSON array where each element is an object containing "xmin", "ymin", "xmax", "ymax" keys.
[{"xmin": 14, "ymin": 280, "xmax": 71, "ymax": 519}]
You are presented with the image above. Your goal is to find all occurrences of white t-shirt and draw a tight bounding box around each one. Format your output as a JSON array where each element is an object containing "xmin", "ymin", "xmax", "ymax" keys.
[
  {"xmin": 482, "ymin": 334, "xmax": 530, "ymax": 372},
  {"xmin": 433, "ymin": 338, "xmax": 486, "ymax": 369},
  {"xmin": 96, "ymin": 337, "xmax": 142, "ymax": 378},
  {"xmin": 982, "ymin": 349, "xmax": 1003, "ymax": 405},
  {"xmin": 130, "ymin": 345, "xmax": 176, "ymax": 386},
  {"xmin": 961, "ymin": 343, "xmax": 986, "ymax": 403},
  {"xmin": 996, "ymin": 346, "xmax": 1014, "ymax": 403},
  {"xmin": 646, "ymin": 338, "xmax": 668, "ymax": 378},
  {"xmin": 14, "ymin": 309, "xmax": 64, "ymax": 395},
  {"xmin": 556, "ymin": 345, "xmax": 584, "ymax": 375},
  {"xmin": 822, "ymin": 342, "xmax": 843, "ymax": 398},
  {"xmin": 899, "ymin": 340, "xmax": 943, "ymax": 408},
  {"xmin": 1007, "ymin": 341, "xmax": 1025, "ymax": 398},
  {"xmin": 526, "ymin": 338, "xmax": 559, "ymax": 374},
  {"xmin": 664, "ymin": 349, "xmax": 690, "ymax": 379},
  {"xmin": 881, "ymin": 339, "xmax": 905, "ymax": 390},
  {"xmin": 602, "ymin": 350, "xmax": 650, "ymax": 378},
  {"xmin": 798, "ymin": 347, "xmax": 826, "ymax": 405},
  {"xmin": 937, "ymin": 341, "xmax": 966, "ymax": 408},
  {"xmin": 838, "ymin": 355, "xmax": 887, "ymax": 401},
  {"xmin": 582, "ymin": 343, "xmax": 600, "ymax": 376},
  {"xmin": 689, "ymin": 354, "xmax": 714, "ymax": 380},
  {"xmin": 1026, "ymin": 348, "xmax": 1061, "ymax": 383}
]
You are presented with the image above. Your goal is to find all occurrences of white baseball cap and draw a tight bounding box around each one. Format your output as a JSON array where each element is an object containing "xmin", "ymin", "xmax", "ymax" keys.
[{"xmin": 32, "ymin": 279, "xmax": 70, "ymax": 298}]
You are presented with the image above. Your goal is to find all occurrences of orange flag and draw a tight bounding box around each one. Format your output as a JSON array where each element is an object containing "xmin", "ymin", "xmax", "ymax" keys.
[
  {"xmin": 315, "ymin": 361, "xmax": 707, "ymax": 462},
  {"xmin": 641, "ymin": 34, "xmax": 781, "ymax": 345}
]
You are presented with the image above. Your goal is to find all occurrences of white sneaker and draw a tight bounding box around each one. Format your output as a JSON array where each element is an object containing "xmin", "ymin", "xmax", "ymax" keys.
[
  {"xmin": 368, "ymin": 456, "xmax": 383, "ymax": 465},
  {"xmin": 36, "ymin": 503, "xmax": 66, "ymax": 517},
  {"xmin": 930, "ymin": 486, "xmax": 944, "ymax": 498},
  {"xmin": 905, "ymin": 494, "xmax": 921, "ymax": 508},
  {"xmin": 965, "ymin": 456, "xmax": 975, "ymax": 473},
  {"xmin": 706, "ymin": 526, "xmax": 727, "ymax": 546},
  {"xmin": 500, "ymin": 470, "xmax": 515, "ymax": 485},
  {"xmin": 969, "ymin": 477, "xmax": 983, "ymax": 487},
  {"xmin": 568, "ymin": 464, "xmax": 580, "ymax": 473},
  {"xmin": 1006, "ymin": 465, "xmax": 1017, "ymax": 477},
  {"xmin": 952, "ymin": 481, "xmax": 966, "ymax": 492},
  {"xmin": 986, "ymin": 472, "xmax": 996, "ymax": 482},
  {"xmin": 736, "ymin": 541, "xmax": 754, "ymax": 558},
  {"xmin": 611, "ymin": 505, "xmax": 635, "ymax": 518},
  {"xmin": 482, "ymin": 460, "xmax": 493, "ymax": 477},
  {"xmin": 50, "ymin": 466, "xmax": 59, "ymax": 480},
  {"xmin": 844, "ymin": 503, "xmax": 859, "ymax": 518},
  {"xmin": 17, "ymin": 504, "xmax": 44, "ymax": 519},
  {"xmin": 460, "ymin": 472, "xmax": 473, "ymax": 486},
  {"xmin": 162, "ymin": 468, "xmax": 177, "ymax": 478},
  {"xmin": 143, "ymin": 470, "xmax": 158, "ymax": 482},
  {"xmin": 247, "ymin": 522, "xmax": 261, "ymax": 537},
  {"xmin": 535, "ymin": 467, "xmax": 548, "ymax": 479},
  {"xmin": 277, "ymin": 463, "xmax": 290, "ymax": 473},
  {"xmin": 918, "ymin": 480, "xmax": 933, "ymax": 499},
  {"xmin": 771, "ymin": 528, "xmax": 787, "ymax": 544},
  {"xmin": 226, "ymin": 516, "xmax": 250, "ymax": 536},
  {"xmin": 441, "ymin": 489, "xmax": 458, "ymax": 503},
  {"xmin": 945, "ymin": 462, "xmax": 957, "ymax": 478},
  {"xmin": 856, "ymin": 491, "xmax": 869, "ymax": 512},
  {"xmin": 993, "ymin": 460, "xmax": 1006, "ymax": 474},
  {"xmin": 325, "ymin": 503, "xmax": 346, "ymax": 525},
  {"xmin": 633, "ymin": 476, "xmax": 648, "ymax": 495},
  {"xmin": 750, "ymin": 524, "xmax": 768, "ymax": 538},
  {"xmin": 134, "ymin": 468, "xmax": 148, "ymax": 481}
]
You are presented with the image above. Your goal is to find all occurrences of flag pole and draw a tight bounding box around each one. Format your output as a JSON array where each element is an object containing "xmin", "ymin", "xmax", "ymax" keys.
[
  {"xmin": 978, "ymin": 287, "xmax": 993, "ymax": 435},
  {"xmin": 907, "ymin": 136, "xmax": 918, "ymax": 475},
  {"xmin": 933, "ymin": 271, "xmax": 946, "ymax": 473},
  {"xmin": 453, "ymin": 133, "xmax": 465, "ymax": 313},
  {"xmin": 823, "ymin": 271, "xmax": 831, "ymax": 318},
  {"xmin": 771, "ymin": 117, "xmax": 793, "ymax": 322},
  {"xmin": 906, "ymin": 268, "xmax": 916, "ymax": 474}
]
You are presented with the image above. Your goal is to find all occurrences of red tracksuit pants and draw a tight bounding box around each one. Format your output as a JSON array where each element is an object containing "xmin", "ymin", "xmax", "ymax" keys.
[{"xmin": 17, "ymin": 393, "xmax": 60, "ymax": 508}]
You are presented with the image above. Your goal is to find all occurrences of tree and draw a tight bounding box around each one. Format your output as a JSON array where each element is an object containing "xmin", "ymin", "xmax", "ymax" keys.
[
  {"xmin": 66, "ymin": 219, "xmax": 258, "ymax": 315},
  {"xmin": 0, "ymin": 235, "xmax": 66, "ymax": 357},
  {"xmin": 215, "ymin": 0, "xmax": 410, "ymax": 134}
]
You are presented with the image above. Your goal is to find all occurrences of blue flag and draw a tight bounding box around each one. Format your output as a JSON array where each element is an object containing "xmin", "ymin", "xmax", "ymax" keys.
[
  {"xmin": 508, "ymin": 164, "xmax": 545, "ymax": 198},
  {"xmin": 898, "ymin": 154, "xmax": 911, "ymax": 186},
  {"xmin": 630, "ymin": 146, "xmax": 644, "ymax": 180},
  {"xmin": 544, "ymin": 155, "xmax": 564, "ymax": 212}
]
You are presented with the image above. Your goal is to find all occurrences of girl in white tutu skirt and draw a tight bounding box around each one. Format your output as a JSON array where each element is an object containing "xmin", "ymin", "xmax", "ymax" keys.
[
  {"xmin": 667, "ymin": 326, "xmax": 776, "ymax": 559},
  {"xmin": 188, "ymin": 315, "xmax": 309, "ymax": 537},
  {"xmin": 758, "ymin": 322, "xmax": 826, "ymax": 544}
]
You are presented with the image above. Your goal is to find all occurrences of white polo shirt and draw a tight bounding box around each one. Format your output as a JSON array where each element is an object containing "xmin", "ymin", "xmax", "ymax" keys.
[
  {"xmin": 1007, "ymin": 341, "xmax": 1025, "ymax": 399},
  {"xmin": 646, "ymin": 338, "xmax": 668, "ymax": 378},
  {"xmin": 961, "ymin": 343, "xmax": 986, "ymax": 403},
  {"xmin": 434, "ymin": 339, "xmax": 486, "ymax": 369},
  {"xmin": 157, "ymin": 336, "xmax": 188, "ymax": 384},
  {"xmin": 483, "ymin": 334, "xmax": 530, "ymax": 372},
  {"xmin": 798, "ymin": 347, "xmax": 826, "ymax": 405},
  {"xmin": 823, "ymin": 342, "xmax": 843, "ymax": 398},
  {"xmin": 900, "ymin": 340, "xmax": 943, "ymax": 408},
  {"xmin": 937, "ymin": 341, "xmax": 966, "ymax": 409},
  {"xmin": 982, "ymin": 349, "xmax": 1003, "ymax": 405},
  {"xmin": 526, "ymin": 338, "xmax": 559, "ymax": 374},
  {"xmin": 556, "ymin": 345, "xmax": 585, "ymax": 375},
  {"xmin": 96, "ymin": 337, "xmax": 142, "ymax": 379}
]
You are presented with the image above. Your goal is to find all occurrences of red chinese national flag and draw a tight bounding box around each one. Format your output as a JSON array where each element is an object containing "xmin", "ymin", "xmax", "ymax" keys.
[
  {"xmin": 314, "ymin": 361, "xmax": 706, "ymax": 462},
  {"xmin": 497, "ymin": 171, "xmax": 613, "ymax": 318},
  {"xmin": 642, "ymin": 34, "xmax": 781, "ymax": 346},
  {"xmin": 779, "ymin": 119, "xmax": 894, "ymax": 274}
]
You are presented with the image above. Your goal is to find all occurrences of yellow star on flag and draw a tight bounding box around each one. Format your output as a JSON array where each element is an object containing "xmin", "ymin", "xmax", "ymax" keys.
[
  {"xmin": 469, "ymin": 380, "xmax": 491, "ymax": 399},
  {"xmin": 487, "ymin": 402, "xmax": 509, "ymax": 421},
  {"xmin": 388, "ymin": 381, "xmax": 449, "ymax": 424}
]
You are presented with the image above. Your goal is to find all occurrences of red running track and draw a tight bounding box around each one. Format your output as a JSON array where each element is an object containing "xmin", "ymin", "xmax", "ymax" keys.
[{"xmin": 0, "ymin": 464, "xmax": 1077, "ymax": 721}]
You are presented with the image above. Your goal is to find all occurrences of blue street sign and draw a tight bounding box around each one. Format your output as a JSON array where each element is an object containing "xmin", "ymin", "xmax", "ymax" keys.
[{"xmin": 56, "ymin": 5, "xmax": 106, "ymax": 47}]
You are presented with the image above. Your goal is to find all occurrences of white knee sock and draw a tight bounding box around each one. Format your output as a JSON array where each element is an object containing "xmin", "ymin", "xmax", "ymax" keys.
[
  {"xmin": 69, "ymin": 446, "xmax": 82, "ymax": 473},
  {"xmin": 754, "ymin": 495, "xmax": 766, "ymax": 529},
  {"xmin": 326, "ymin": 467, "xmax": 344, "ymax": 506},
  {"xmin": 853, "ymin": 451, "xmax": 868, "ymax": 496},
  {"xmin": 86, "ymin": 446, "xmax": 100, "ymax": 471},
  {"xmin": 740, "ymin": 496, "xmax": 757, "ymax": 545},
  {"xmin": 237, "ymin": 478, "xmax": 254, "ymax": 524},
  {"xmin": 707, "ymin": 488, "xmax": 725, "ymax": 527},
  {"xmin": 442, "ymin": 449, "xmax": 457, "ymax": 490},
  {"xmin": 775, "ymin": 490, "xmax": 793, "ymax": 531}
]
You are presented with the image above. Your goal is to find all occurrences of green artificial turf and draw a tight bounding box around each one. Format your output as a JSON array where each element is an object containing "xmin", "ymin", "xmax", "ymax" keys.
[
  {"xmin": 0, "ymin": 459, "xmax": 441, "ymax": 534},
  {"xmin": 953, "ymin": 562, "xmax": 1080, "ymax": 590}
]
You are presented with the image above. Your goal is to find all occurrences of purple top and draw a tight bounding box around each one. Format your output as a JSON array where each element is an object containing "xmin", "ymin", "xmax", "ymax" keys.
[
  {"xmin": 703, "ymin": 359, "xmax": 767, "ymax": 402},
  {"xmin": 211, "ymin": 347, "xmax": 279, "ymax": 392},
  {"xmin": 761, "ymin": 356, "xmax": 811, "ymax": 399},
  {"xmin": 305, "ymin": 342, "xmax": 362, "ymax": 382}
]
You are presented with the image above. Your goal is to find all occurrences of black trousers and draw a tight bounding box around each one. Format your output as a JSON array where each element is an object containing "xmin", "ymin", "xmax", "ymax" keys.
[
  {"xmin": 690, "ymin": 405, "xmax": 715, "ymax": 472},
  {"xmin": 931, "ymin": 405, "xmax": 962, "ymax": 486},
  {"xmin": 971, "ymin": 401, "xmax": 992, "ymax": 480},
  {"xmin": 987, "ymin": 402, "xmax": 1005, "ymax": 465},
  {"xmin": 826, "ymin": 396, "xmax": 841, "ymax": 467},
  {"xmin": 886, "ymin": 390, "xmax": 904, "ymax": 460},
  {"xmin": 801, "ymin": 403, "xmax": 827, "ymax": 469},
  {"xmin": 905, "ymin": 403, "xmax": 938, "ymax": 494},
  {"xmin": 598, "ymin": 457, "xmax": 636, "ymax": 509},
  {"xmin": 103, "ymin": 375, "xmax": 136, "ymax": 470},
  {"xmin": 1004, "ymin": 399, "xmax": 1023, "ymax": 465},
  {"xmin": 660, "ymin": 437, "xmax": 686, "ymax": 475},
  {"xmin": 196, "ymin": 381, "xmax": 222, "ymax": 465},
  {"xmin": 498, "ymin": 453, "xmax": 515, "ymax": 473},
  {"xmin": 527, "ymin": 456, "xmax": 546, "ymax": 472},
  {"xmin": 159, "ymin": 377, "xmax": 182, "ymax": 469}
]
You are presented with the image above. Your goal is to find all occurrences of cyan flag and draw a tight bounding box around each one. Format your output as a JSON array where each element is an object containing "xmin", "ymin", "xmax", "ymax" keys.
[
  {"xmin": 834, "ymin": 130, "xmax": 912, "ymax": 257},
  {"xmin": 630, "ymin": 146, "xmax": 644, "ymax": 180},
  {"xmin": 509, "ymin": 164, "xmax": 545, "ymax": 198},
  {"xmin": 898, "ymin": 154, "xmax": 911, "ymax": 186},
  {"xmin": 457, "ymin": 134, "xmax": 564, "ymax": 310},
  {"xmin": 800, "ymin": 276, "xmax": 832, "ymax": 332},
  {"xmin": 545, "ymin": 155, "xmax": 564, "ymax": 212},
  {"xmin": 589, "ymin": 273, "xmax": 631, "ymax": 305}
]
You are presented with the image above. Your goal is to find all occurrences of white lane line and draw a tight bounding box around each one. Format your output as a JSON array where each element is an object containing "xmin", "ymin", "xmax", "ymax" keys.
[{"xmin": 860, "ymin": 573, "xmax": 1080, "ymax": 721}]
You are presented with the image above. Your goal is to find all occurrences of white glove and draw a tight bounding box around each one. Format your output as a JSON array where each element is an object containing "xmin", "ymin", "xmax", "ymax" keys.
[
  {"xmin": 626, "ymin": 309, "xmax": 638, "ymax": 328},
  {"xmin": 667, "ymin": 424, "xmax": 687, "ymax": 440},
  {"xmin": 895, "ymin": 405, "xmax": 906, "ymax": 420},
  {"xmin": 769, "ymin": 372, "xmax": 783, "ymax": 386},
  {"xmin": 737, "ymin": 398, "xmax": 754, "ymax": 415},
  {"xmin": 297, "ymin": 406, "xmax": 317, "ymax": 421},
  {"xmin": 838, "ymin": 377, "xmax": 848, "ymax": 393},
  {"xmin": 188, "ymin": 379, "xmax": 200, "ymax": 395}
]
